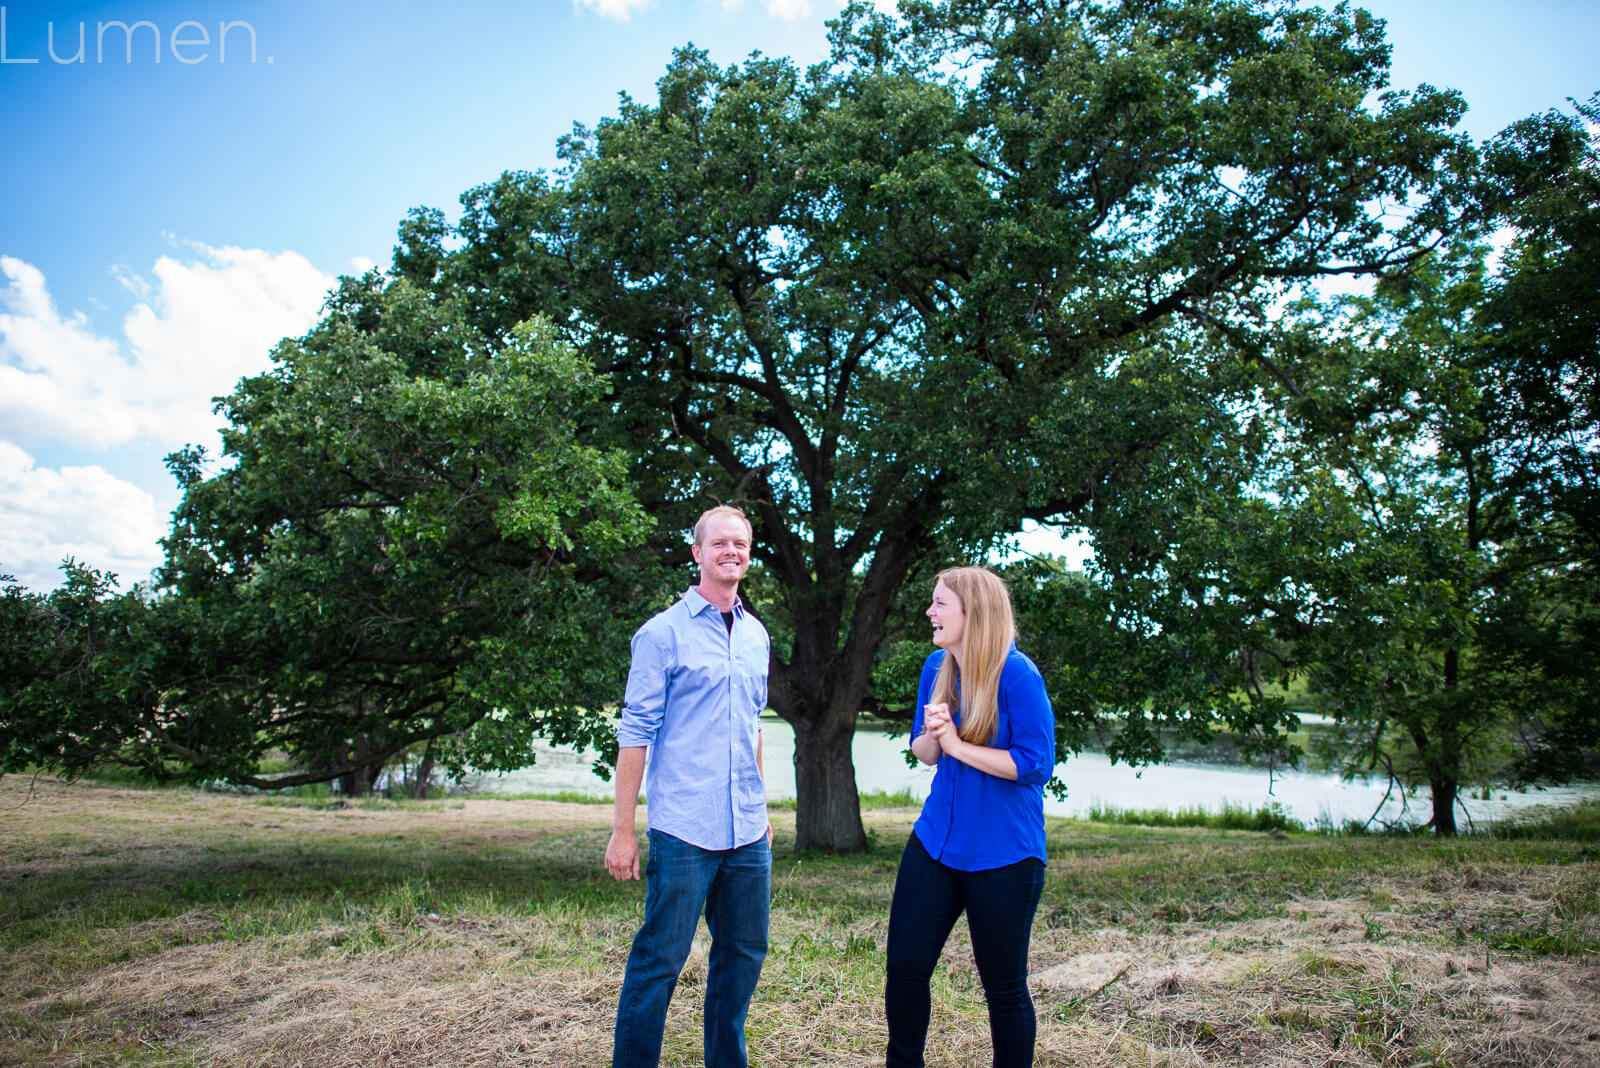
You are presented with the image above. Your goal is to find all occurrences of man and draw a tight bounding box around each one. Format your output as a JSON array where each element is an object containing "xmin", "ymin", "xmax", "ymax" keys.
[{"xmin": 605, "ymin": 504, "xmax": 773, "ymax": 1068}]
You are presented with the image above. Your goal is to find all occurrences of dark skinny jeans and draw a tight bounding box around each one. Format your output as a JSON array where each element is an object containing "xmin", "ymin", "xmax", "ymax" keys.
[{"xmin": 884, "ymin": 832, "xmax": 1045, "ymax": 1068}]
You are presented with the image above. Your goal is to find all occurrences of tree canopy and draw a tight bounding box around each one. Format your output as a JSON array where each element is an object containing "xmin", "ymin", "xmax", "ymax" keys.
[{"xmin": 385, "ymin": 0, "xmax": 1490, "ymax": 847}]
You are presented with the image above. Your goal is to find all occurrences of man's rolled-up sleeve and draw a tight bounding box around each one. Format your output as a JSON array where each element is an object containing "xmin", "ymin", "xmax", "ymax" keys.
[{"xmin": 618, "ymin": 626, "xmax": 670, "ymax": 750}]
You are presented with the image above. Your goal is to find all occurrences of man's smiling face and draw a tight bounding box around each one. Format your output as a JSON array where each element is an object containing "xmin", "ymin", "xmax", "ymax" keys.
[{"xmin": 692, "ymin": 513, "xmax": 752, "ymax": 588}]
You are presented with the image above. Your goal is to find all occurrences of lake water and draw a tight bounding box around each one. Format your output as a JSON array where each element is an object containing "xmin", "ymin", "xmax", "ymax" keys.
[{"xmin": 466, "ymin": 719, "xmax": 1600, "ymax": 831}]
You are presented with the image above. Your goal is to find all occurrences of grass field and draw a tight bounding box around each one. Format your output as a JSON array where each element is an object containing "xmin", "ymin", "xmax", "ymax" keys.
[{"xmin": 3, "ymin": 776, "xmax": 1598, "ymax": 1066}]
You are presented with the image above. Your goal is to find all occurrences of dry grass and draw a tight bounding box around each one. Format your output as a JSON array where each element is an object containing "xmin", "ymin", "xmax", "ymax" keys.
[{"xmin": 3, "ymin": 776, "xmax": 1598, "ymax": 1067}]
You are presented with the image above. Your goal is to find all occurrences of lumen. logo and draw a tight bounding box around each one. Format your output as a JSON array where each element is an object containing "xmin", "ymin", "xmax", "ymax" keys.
[{"xmin": 0, "ymin": 7, "xmax": 270, "ymax": 65}]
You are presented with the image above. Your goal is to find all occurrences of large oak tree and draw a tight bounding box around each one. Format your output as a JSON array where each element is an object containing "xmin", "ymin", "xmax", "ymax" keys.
[{"xmin": 383, "ymin": 0, "xmax": 1479, "ymax": 849}]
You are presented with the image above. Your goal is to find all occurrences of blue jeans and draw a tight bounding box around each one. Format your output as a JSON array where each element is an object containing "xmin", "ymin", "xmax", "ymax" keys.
[
  {"xmin": 885, "ymin": 833, "xmax": 1045, "ymax": 1068},
  {"xmin": 613, "ymin": 829, "xmax": 771, "ymax": 1068}
]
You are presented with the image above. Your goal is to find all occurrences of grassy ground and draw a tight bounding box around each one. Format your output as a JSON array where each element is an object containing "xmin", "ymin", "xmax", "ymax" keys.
[{"xmin": 2, "ymin": 777, "xmax": 1598, "ymax": 1067}]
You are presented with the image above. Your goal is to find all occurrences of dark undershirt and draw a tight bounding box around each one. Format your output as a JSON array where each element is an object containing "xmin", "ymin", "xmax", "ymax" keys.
[{"xmin": 721, "ymin": 609, "xmax": 734, "ymax": 633}]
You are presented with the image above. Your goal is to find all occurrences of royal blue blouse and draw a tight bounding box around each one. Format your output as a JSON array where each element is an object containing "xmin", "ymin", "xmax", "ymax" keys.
[{"xmin": 911, "ymin": 645, "xmax": 1056, "ymax": 870}]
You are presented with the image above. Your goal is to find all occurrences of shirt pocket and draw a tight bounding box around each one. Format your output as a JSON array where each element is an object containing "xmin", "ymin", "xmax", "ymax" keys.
[{"xmin": 734, "ymin": 640, "xmax": 768, "ymax": 713}]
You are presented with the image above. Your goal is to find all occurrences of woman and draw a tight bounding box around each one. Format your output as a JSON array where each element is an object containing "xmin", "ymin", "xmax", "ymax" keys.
[{"xmin": 885, "ymin": 566, "xmax": 1056, "ymax": 1068}]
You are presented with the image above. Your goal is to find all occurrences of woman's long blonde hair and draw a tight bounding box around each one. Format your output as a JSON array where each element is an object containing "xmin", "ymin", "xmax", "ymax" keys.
[{"xmin": 929, "ymin": 566, "xmax": 1016, "ymax": 745}]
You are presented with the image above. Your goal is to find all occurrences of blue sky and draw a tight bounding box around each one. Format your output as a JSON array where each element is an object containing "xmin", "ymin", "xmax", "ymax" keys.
[{"xmin": 2, "ymin": 0, "xmax": 1596, "ymax": 592}]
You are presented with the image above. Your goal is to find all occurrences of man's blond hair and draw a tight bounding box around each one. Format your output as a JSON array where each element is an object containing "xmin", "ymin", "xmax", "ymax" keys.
[{"xmin": 693, "ymin": 504, "xmax": 753, "ymax": 545}]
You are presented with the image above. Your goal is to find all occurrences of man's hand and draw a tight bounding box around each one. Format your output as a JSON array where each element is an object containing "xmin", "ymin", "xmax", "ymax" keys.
[
  {"xmin": 607, "ymin": 746, "xmax": 647, "ymax": 881},
  {"xmin": 605, "ymin": 829, "xmax": 641, "ymax": 881}
]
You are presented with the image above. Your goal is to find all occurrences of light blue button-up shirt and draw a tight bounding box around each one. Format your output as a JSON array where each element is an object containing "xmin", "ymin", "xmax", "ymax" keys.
[{"xmin": 618, "ymin": 587, "xmax": 771, "ymax": 851}]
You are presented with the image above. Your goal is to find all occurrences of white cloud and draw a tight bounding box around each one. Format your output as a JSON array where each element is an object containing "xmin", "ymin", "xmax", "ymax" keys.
[
  {"xmin": 0, "ymin": 441, "xmax": 166, "ymax": 593},
  {"xmin": 0, "ymin": 243, "xmax": 335, "ymax": 592},
  {"xmin": 574, "ymin": 0, "xmax": 654, "ymax": 20},
  {"xmin": 766, "ymin": 0, "xmax": 812, "ymax": 18},
  {"xmin": 0, "ymin": 259, "xmax": 140, "ymax": 450},
  {"xmin": 0, "ymin": 245, "xmax": 333, "ymax": 455}
]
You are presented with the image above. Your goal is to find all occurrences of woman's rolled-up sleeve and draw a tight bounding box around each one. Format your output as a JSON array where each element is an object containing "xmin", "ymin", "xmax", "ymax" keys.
[{"xmin": 1002, "ymin": 657, "xmax": 1057, "ymax": 786}]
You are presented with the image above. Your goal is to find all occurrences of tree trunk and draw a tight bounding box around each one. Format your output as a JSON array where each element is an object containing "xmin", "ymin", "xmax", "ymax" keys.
[
  {"xmin": 409, "ymin": 753, "xmax": 435, "ymax": 798},
  {"xmin": 790, "ymin": 710, "xmax": 868, "ymax": 852},
  {"xmin": 333, "ymin": 738, "xmax": 362, "ymax": 796},
  {"xmin": 1430, "ymin": 650, "xmax": 1462, "ymax": 836},
  {"xmin": 767, "ymin": 533, "xmax": 922, "ymax": 853},
  {"xmin": 334, "ymin": 731, "xmax": 384, "ymax": 797},
  {"xmin": 1413, "ymin": 695, "xmax": 1462, "ymax": 837},
  {"xmin": 1429, "ymin": 772, "xmax": 1460, "ymax": 836}
]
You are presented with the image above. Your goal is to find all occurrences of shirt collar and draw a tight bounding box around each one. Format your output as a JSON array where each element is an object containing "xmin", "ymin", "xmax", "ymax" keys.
[{"xmin": 684, "ymin": 586, "xmax": 743, "ymax": 618}]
